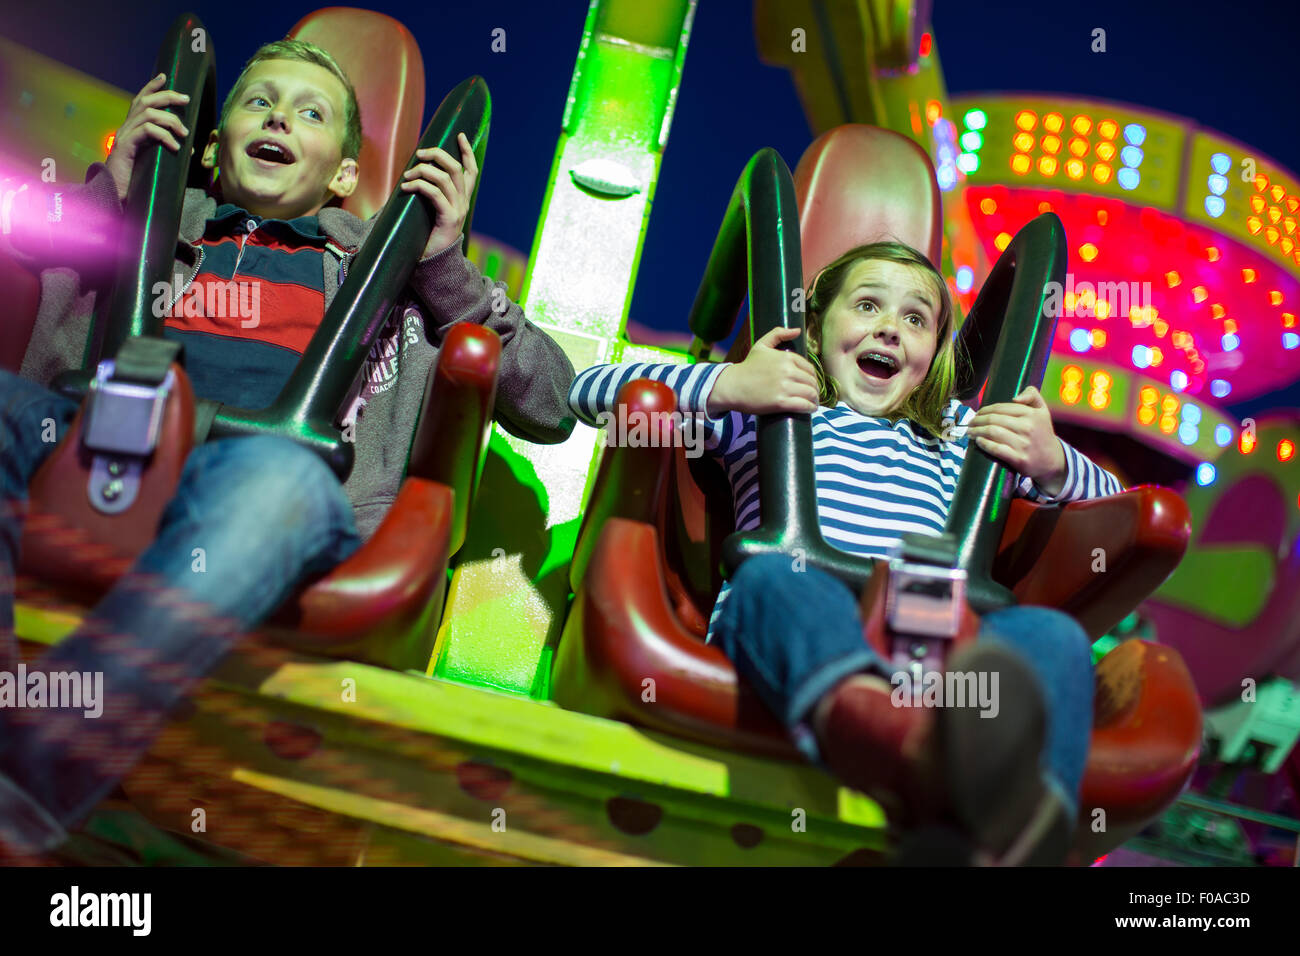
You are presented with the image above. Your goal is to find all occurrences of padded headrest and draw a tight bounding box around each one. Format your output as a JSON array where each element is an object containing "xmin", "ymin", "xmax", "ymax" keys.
[
  {"xmin": 793, "ymin": 125, "xmax": 944, "ymax": 286},
  {"xmin": 289, "ymin": 6, "xmax": 425, "ymax": 220}
]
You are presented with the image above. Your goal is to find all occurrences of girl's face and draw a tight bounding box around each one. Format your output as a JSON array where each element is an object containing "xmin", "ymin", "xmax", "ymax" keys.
[{"xmin": 815, "ymin": 258, "xmax": 942, "ymax": 418}]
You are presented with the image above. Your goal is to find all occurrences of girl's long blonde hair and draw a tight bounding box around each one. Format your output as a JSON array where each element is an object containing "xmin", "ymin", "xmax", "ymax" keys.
[{"xmin": 803, "ymin": 241, "xmax": 962, "ymax": 438}]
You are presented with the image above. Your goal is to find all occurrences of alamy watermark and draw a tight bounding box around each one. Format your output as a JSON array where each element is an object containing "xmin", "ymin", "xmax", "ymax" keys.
[
  {"xmin": 152, "ymin": 276, "xmax": 261, "ymax": 328},
  {"xmin": 1043, "ymin": 275, "xmax": 1152, "ymax": 319},
  {"xmin": 0, "ymin": 665, "xmax": 103, "ymax": 718},
  {"xmin": 891, "ymin": 667, "xmax": 999, "ymax": 717},
  {"xmin": 595, "ymin": 407, "xmax": 707, "ymax": 459}
]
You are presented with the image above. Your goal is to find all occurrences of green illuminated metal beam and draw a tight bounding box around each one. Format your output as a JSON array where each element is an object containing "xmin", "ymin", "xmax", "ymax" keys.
[{"xmin": 433, "ymin": 0, "xmax": 697, "ymax": 696}]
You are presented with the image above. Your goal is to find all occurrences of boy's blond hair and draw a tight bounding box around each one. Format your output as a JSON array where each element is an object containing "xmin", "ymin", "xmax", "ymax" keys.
[
  {"xmin": 804, "ymin": 241, "xmax": 963, "ymax": 438},
  {"xmin": 218, "ymin": 38, "xmax": 363, "ymax": 160}
]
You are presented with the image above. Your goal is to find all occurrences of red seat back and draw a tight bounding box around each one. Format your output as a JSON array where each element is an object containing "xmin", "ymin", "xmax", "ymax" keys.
[{"xmin": 289, "ymin": 7, "xmax": 426, "ymax": 220}]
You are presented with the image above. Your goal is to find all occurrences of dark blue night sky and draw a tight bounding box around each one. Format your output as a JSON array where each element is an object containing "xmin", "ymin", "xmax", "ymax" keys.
[{"xmin": 3, "ymin": 0, "xmax": 1296, "ymax": 413}]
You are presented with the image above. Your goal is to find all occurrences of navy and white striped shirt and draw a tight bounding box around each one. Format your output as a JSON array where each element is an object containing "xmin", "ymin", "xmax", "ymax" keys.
[{"xmin": 569, "ymin": 361, "xmax": 1125, "ymax": 639}]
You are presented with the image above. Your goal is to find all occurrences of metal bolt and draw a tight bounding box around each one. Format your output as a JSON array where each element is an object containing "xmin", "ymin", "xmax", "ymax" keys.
[
  {"xmin": 910, "ymin": 642, "xmax": 928, "ymax": 659},
  {"xmin": 107, "ymin": 459, "xmax": 125, "ymax": 477},
  {"xmin": 102, "ymin": 479, "xmax": 124, "ymax": 501}
]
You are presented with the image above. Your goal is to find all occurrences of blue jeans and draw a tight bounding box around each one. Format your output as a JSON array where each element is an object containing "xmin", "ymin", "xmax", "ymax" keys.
[
  {"xmin": 0, "ymin": 369, "xmax": 361, "ymax": 853},
  {"xmin": 713, "ymin": 555, "xmax": 1094, "ymax": 819}
]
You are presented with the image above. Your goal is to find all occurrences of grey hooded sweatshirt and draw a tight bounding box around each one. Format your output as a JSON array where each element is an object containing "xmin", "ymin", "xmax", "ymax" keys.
[{"xmin": 12, "ymin": 163, "xmax": 576, "ymax": 540}]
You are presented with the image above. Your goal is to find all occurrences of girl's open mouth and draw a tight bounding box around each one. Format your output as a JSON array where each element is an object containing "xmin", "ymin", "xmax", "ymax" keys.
[{"xmin": 858, "ymin": 351, "xmax": 900, "ymax": 380}]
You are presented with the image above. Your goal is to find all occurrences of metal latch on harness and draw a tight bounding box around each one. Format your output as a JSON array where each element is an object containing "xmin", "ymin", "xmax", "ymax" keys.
[
  {"xmin": 81, "ymin": 358, "xmax": 175, "ymax": 514},
  {"xmin": 885, "ymin": 548, "xmax": 967, "ymax": 639}
]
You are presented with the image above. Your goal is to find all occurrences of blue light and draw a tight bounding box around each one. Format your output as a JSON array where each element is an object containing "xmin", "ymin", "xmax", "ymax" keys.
[
  {"xmin": 1171, "ymin": 370, "xmax": 1188, "ymax": 391},
  {"xmin": 1210, "ymin": 379, "xmax": 1231, "ymax": 398},
  {"xmin": 1204, "ymin": 195, "xmax": 1226, "ymax": 218},
  {"xmin": 936, "ymin": 165, "xmax": 956, "ymax": 190},
  {"xmin": 1284, "ymin": 332, "xmax": 1300, "ymax": 350},
  {"xmin": 1070, "ymin": 328, "xmax": 1092, "ymax": 352},
  {"xmin": 1124, "ymin": 124, "xmax": 1147, "ymax": 146},
  {"xmin": 1214, "ymin": 424, "xmax": 1233, "ymax": 446},
  {"xmin": 1118, "ymin": 167, "xmax": 1141, "ymax": 190},
  {"xmin": 1132, "ymin": 345, "xmax": 1151, "ymax": 368},
  {"xmin": 1207, "ymin": 174, "xmax": 1228, "ymax": 196},
  {"xmin": 1178, "ymin": 422, "xmax": 1198, "ymax": 445},
  {"xmin": 1181, "ymin": 404, "xmax": 1201, "ymax": 424},
  {"xmin": 1196, "ymin": 463, "xmax": 1216, "ymax": 486},
  {"xmin": 1210, "ymin": 152, "xmax": 1231, "ymax": 175},
  {"xmin": 1221, "ymin": 333, "xmax": 1240, "ymax": 351},
  {"xmin": 955, "ymin": 265, "xmax": 974, "ymax": 293},
  {"xmin": 1121, "ymin": 146, "xmax": 1144, "ymax": 167},
  {"xmin": 956, "ymin": 152, "xmax": 979, "ymax": 174}
]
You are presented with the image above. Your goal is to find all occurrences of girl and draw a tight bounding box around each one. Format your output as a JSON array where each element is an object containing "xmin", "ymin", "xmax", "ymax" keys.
[{"xmin": 568, "ymin": 241, "xmax": 1122, "ymax": 865}]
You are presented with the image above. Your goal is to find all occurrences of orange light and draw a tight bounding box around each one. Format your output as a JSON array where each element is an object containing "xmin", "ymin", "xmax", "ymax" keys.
[
  {"xmin": 1268, "ymin": 206, "xmax": 1283, "ymax": 224},
  {"xmin": 1038, "ymin": 201, "xmax": 1053, "ymax": 213},
  {"xmin": 1061, "ymin": 384, "xmax": 1082, "ymax": 405},
  {"xmin": 1153, "ymin": 319, "xmax": 1169, "ymax": 338},
  {"xmin": 1280, "ymin": 439, "xmax": 1296, "ymax": 462},
  {"xmin": 1242, "ymin": 268, "xmax": 1257, "ymax": 283},
  {"xmin": 1290, "ymin": 197, "xmax": 1300, "ymax": 213},
  {"xmin": 1286, "ymin": 217, "xmax": 1297, "ymax": 235},
  {"xmin": 1206, "ymin": 246, "xmax": 1220, "ymax": 261},
  {"xmin": 1088, "ymin": 390, "xmax": 1110, "ymax": 411},
  {"xmin": 995, "ymin": 232, "xmax": 1012, "ymax": 251},
  {"xmin": 1247, "ymin": 216, "xmax": 1263, "ymax": 235},
  {"xmin": 1066, "ymin": 158, "xmax": 1085, "ymax": 179},
  {"xmin": 1042, "ymin": 134, "xmax": 1062, "ymax": 155},
  {"xmin": 1096, "ymin": 141, "xmax": 1116, "ymax": 162},
  {"xmin": 1240, "ymin": 432, "xmax": 1256, "ymax": 454},
  {"xmin": 1271, "ymin": 185, "xmax": 1286, "ymax": 202},
  {"xmin": 1065, "ymin": 292, "xmax": 1077, "ymax": 312},
  {"xmin": 1063, "ymin": 365, "xmax": 1084, "ymax": 385},
  {"xmin": 1251, "ymin": 195, "xmax": 1266, "ymax": 213},
  {"xmin": 1137, "ymin": 406, "xmax": 1156, "ymax": 426},
  {"xmin": 103, "ymin": 133, "xmax": 115, "ymax": 155},
  {"xmin": 1192, "ymin": 286, "xmax": 1208, "ymax": 303},
  {"xmin": 1038, "ymin": 156, "xmax": 1058, "ymax": 176},
  {"xmin": 1068, "ymin": 136, "xmax": 1089, "ymax": 157},
  {"xmin": 1095, "ymin": 300, "xmax": 1110, "ymax": 319},
  {"xmin": 1011, "ymin": 154, "xmax": 1031, "ymax": 175},
  {"xmin": 1266, "ymin": 226, "xmax": 1280, "ymax": 244},
  {"xmin": 1211, "ymin": 303, "xmax": 1225, "ymax": 318},
  {"xmin": 1091, "ymin": 370, "xmax": 1112, "ymax": 389},
  {"xmin": 1043, "ymin": 113, "xmax": 1064, "ymax": 133},
  {"xmin": 1149, "ymin": 347, "xmax": 1164, "ymax": 366},
  {"xmin": 1091, "ymin": 328, "xmax": 1107, "ymax": 347},
  {"xmin": 1072, "ymin": 115, "xmax": 1093, "ymax": 135},
  {"xmin": 1079, "ymin": 242, "xmax": 1098, "ymax": 261},
  {"xmin": 1165, "ymin": 271, "xmax": 1181, "ymax": 287},
  {"xmin": 1139, "ymin": 385, "xmax": 1159, "ymax": 405},
  {"xmin": 1255, "ymin": 174, "xmax": 1269, "ymax": 192},
  {"xmin": 919, "ymin": 32, "xmax": 932, "ymax": 56},
  {"xmin": 1283, "ymin": 313, "xmax": 1296, "ymax": 328},
  {"xmin": 1284, "ymin": 238, "xmax": 1296, "ymax": 256},
  {"xmin": 1012, "ymin": 131, "xmax": 1034, "ymax": 153},
  {"xmin": 1098, "ymin": 119, "xmax": 1118, "ymax": 139},
  {"xmin": 1096, "ymin": 209, "xmax": 1109, "ymax": 225},
  {"xmin": 1159, "ymin": 414, "xmax": 1178, "ymax": 435},
  {"xmin": 1092, "ymin": 164, "xmax": 1113, "ymax": 184},
  {"xmin": 1269, "ymin": 290, "xmax": 1283, "ymax": 305},
  {"xmin": 926, "ymin": 100, "xmax": 942, "ymax": 124},
  {"xmin": 1162, "ymin": 395, "xmax": 1179, "ymax": 413},
  {"xmin": 979, "ymin": 197, "xmax": 997, "ymax": 215},
  {"xmin": 1223, "ymin": 319, "xmax": 1237, "ymax": 334},
  {"xmin": 1015, "ymin": 110, "xmax": 1038, "ymax": 131}
]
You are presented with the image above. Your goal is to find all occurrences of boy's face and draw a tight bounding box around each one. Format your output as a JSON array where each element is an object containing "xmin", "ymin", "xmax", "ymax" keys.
[
  {"xmin": 201, "ymin": 59, "xmax": 358, "ymax": 220},
  {"xmin": 816, "ymin": 259, "xmax": 941, "ymax": 418}
]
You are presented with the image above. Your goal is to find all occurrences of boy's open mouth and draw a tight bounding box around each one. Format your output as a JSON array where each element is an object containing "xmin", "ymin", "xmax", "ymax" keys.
[
  {"xmin": 246, "ymin": 139, "xmax": 296, "ymax": 166},
  {"xmin": 857, "ymin": 350, "xmax": 900, "ymax": 380}
]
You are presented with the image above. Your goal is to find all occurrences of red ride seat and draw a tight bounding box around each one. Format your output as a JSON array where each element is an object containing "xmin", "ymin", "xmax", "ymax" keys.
[
  {"xmin": 553, "ymin": 125, "xmax": 1203, "ymax": 862},
  {"xmin": 12, "ymin": 9, "xmax": 496, "ymax": 673}
]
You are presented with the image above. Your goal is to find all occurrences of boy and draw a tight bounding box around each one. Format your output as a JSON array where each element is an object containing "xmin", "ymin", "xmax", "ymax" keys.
[{"xmin": 0, "ymin": 40, "xmax": 575, "ymax": 859}]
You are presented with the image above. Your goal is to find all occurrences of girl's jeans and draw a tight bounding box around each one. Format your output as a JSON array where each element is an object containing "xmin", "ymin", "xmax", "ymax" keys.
[
  {"xmin": 0, "ymin": 369, "xmax": 361, "ymax": 853},
  {"xmin": 712, "ymin": 554, "xmax": 1095, "ymax": 820}
]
